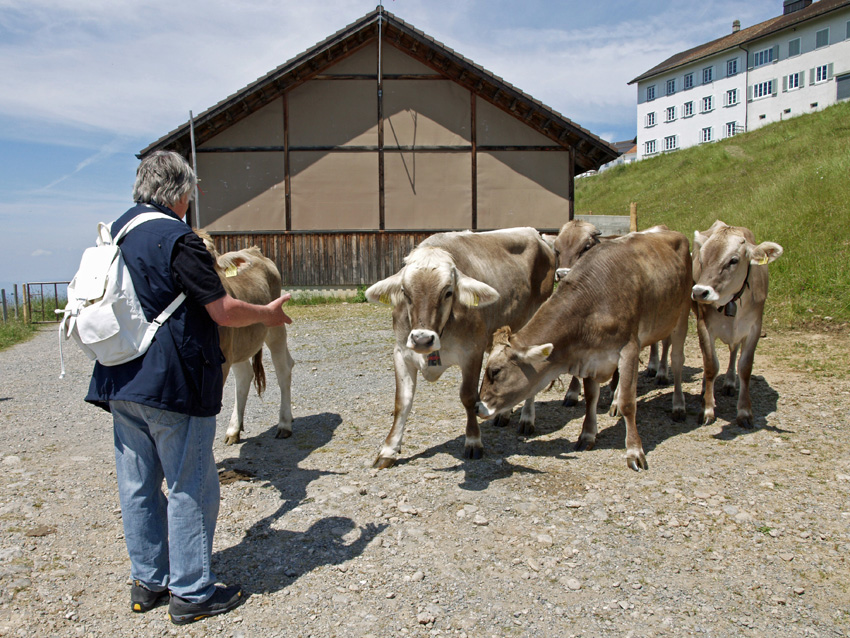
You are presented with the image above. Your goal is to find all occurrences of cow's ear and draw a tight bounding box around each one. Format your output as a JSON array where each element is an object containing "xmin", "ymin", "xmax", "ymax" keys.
[
  {"xmin": 365, "ymin": 271, "xmax": 405, "ymax": 306},
  {"xmin": 455, "ymin": 273, "xmax": 500, "ymax": 308},
  {"xmin": 519, "ymin": 343, "xmax": 554, "ymax": 364},
  {"xmin": 693, "ymin": 230, "xmax": 710, "ymax": 251},
  {"xmin": 748, "ymin": 241, "xmax": 784, "ymax": 266}
]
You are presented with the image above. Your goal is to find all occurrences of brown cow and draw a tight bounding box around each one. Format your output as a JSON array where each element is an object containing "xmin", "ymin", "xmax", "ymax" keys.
[
  {"xmin": 199, "ymin": 233, "xmax": 295, "ymax": 443},
  {"xmin": 552, "ymin": 220, "xmax": 669, "ymax": 407},
  {"xmin": 365, "ymin": 228, "xmax": 555, "ymax": 468},
  {"xmin": 477, "ymin": 227, "xmax": 692, "ymax": 471},
  {"xmin": 691, "ymin": 220, "xmax": 783, "ymax": 428}
]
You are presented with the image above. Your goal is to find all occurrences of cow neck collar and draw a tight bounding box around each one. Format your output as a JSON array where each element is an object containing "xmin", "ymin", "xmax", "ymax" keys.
[{"xmin": 719, "ymin": 263, "xmax": 751, "ymax": 317}]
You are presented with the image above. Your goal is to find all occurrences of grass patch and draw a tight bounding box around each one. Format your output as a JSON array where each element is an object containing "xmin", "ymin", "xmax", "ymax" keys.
[
  {"xmin": 0, "ymin": 317, "xmax": 37, "ymax": 351},
  {"xmin": 576, "ymin": 100, "xmax": 850, "ymax": 328}
]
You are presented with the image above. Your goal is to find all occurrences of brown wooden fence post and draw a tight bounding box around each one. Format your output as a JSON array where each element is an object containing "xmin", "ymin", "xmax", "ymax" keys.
[
  {"xmin": 629, "ymin": 202, "xmax": 638, "ymax": 232},
  {"xmin": 22, "ymin": 286, "xmax": 30, "ymax": 324}
]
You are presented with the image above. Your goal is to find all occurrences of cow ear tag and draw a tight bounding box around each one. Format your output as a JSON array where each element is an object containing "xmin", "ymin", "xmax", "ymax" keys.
[
  {"xmin": 472, "ymin": 293, "xmax": 479, "ymax": 307},
  {"xmin": 225, "ymin": 264, "xmax": 238, "ymax": 278},
  {"xmin": 379, "ymin": 294, "xmax": 391, "ymax": 305},
  {"xmin": 541, "ymin": 345, "xmax": 553, "ymax": 358},
  {"xmin": 758, "ymin": 255, "xmax": 769, "ymax": 266}
]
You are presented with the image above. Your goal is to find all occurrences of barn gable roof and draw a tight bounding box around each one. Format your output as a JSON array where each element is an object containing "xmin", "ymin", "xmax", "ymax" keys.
[
  {"xmin": 141, "ymin": 7, "xmax": 619, "ymax": 173},
  {"xmin": 629, "ymin": 0, "xmax": 850, "ymax": 84}
]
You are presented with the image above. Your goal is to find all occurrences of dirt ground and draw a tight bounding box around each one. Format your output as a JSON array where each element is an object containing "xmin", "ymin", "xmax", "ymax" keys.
[{"xmin": 1, "ymin": 303, "xmax": 849, "ymax": 638}]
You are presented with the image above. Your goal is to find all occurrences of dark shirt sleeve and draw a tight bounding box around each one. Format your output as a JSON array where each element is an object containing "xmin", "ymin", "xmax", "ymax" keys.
[{"xmin": 170, "ymin": 233, "xmax": 227, "ymax": 306}]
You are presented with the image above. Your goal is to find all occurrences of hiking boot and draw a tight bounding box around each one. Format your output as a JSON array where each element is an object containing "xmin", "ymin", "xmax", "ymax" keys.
[
  {"xmin": 130, "ymin": 580, "xmax": 168, "ymax": 613},
  {"xmin": 167, "ymin": 585, "xmax": 244, "ymax": 625}
]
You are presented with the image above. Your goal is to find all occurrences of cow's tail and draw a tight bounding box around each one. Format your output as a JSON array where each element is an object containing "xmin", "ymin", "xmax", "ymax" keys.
[{"xmin": 252, "ymin": 351, "xmax": 267, "ymax": 397}]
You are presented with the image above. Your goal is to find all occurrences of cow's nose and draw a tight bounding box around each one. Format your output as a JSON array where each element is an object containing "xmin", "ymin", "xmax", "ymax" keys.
[
  {"xmin": 692, "ymin": 286, "xmax": 712, "ymax": 301},
  {"xmin": 475, "ymin": 401, "xmax": 493, "ymax": 419},
  {"xmin": 555, "ymin": 267, "xmax": 570, "ymax": 281},
  {"xmin": 410, "ymin": 331, "xmax": 434, "ymax": 347}
]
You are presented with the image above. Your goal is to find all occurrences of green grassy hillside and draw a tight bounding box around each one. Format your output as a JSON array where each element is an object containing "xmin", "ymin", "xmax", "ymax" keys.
[{"xmin": 576, "ymin": 100, "xmax": 850, "ymax": 328}]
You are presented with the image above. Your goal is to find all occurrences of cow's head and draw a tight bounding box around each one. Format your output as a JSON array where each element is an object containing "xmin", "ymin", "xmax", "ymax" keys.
[
  {"xmin": 365, "ymin": 247, "xmax": 500, "ymax": 354},
  {"xmin": 691, "ymin": 221, "xmax": 783, "ymax": 306},
  {"xmin": 553, "ymin": 221, "xmax": 602, "ymax": 281},
  {"xmin": 476, "ymin": 327, "xmax": 554, "ymax": 419}
]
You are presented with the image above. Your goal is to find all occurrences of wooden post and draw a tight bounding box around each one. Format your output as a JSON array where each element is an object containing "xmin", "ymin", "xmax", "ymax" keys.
[
  {"xmin": 1, "ymin": 289, "xmax": 6, "ymax": 323},
  {"xmin": 629, "ymin": 202, "xmax": 638, "ymax": 232},
  {"xmin": 22, "ymin": 286, "xmax": 29, "ymax": 324},
  {"xmin": 13, "ymin": 284, "xmax": 18, "ymax": 320}
]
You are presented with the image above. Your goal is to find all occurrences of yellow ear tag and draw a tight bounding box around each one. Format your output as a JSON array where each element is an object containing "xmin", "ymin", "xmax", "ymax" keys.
[
  {"xmin": 758, "ymin": 255, "xmax": 769, "ymax": 266},
  {"xmin": 472, "ymin": 293, "xmax": 479, "ymax": 307},
  {"xmin": 225, "ymin": 264, "xmax": 238, "ymax": 278},
  {"xmin": 379, "ymin": 294, "xmax": 391, "ymax": 305},
  {"xmin": 542, "ymin": 345, "xmax": 553, "ymax": 357}
]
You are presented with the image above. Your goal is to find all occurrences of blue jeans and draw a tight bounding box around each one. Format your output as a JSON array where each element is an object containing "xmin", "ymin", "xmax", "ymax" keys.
[{"xmin": 111, "ymin": 400, "xmax": 219, "ymax": 602}]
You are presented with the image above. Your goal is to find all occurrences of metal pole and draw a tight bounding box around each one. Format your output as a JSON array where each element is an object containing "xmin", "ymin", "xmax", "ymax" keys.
[
  {"xmin": 1, "ymin": 289, "xmax": 7, "ymax": 323},
  {"xmin": 189, "ymin": 110, "xmax": 200, "ymax": 227},
  {"xmin": 13, "ymin": 284, "xmax": 19, "ymax": 320}
]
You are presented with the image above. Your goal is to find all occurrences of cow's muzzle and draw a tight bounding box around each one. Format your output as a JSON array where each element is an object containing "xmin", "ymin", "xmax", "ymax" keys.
[
  {"xmin": 407, "ymin": 329, "xmax": 440, "ymax": 354},
  {"xmin": 554, "ymin": 267, "xmax": 571, "ymax": 282},
  {"xmin": 475, "ymin": 401, "xmax": 494, "ymax": 419},
  {"xmin": 691, "ymin": 284, "xmax": 718, "ymax": 303}
]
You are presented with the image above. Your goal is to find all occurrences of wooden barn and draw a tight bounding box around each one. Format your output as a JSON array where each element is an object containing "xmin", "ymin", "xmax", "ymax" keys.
[{"xmin": 140, "ymin": 7, "xmax": 619, "ymax": 288}]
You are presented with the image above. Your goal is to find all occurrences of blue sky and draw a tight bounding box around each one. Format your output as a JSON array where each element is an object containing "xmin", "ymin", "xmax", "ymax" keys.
[{"xmin": 0, "ymin": 0, "xmax": 782, "ymax": 290}]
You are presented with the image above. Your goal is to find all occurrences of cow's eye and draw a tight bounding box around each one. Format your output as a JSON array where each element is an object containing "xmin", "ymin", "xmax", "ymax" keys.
[
  {"xmin": 727, "ymin": 256, "xmax": 739, "ymax": 268},
  {"xmin": 402, "ymin": 288, "xmax": 411, "ymax": 303},
  {"xmin": 489, "ymin": 366, "xmax": 501, "ymax": 381},
  {"xmin": 443, "ymin": 286, "xmax": 453, "ymax": 299}
]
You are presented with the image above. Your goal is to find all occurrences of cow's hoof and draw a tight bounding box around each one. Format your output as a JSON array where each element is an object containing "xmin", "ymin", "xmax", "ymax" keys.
[
  {"xmin": 492, "ymin": 413, "xmax": 511, "ymax": 428},
  {"xmin": 627, "ymin": 453, "xmax": 648, "ymax": 471},
  {"xmin": 655, "ymin": 375, "xmax": 670, "ymax": 386},
  {"xmin": 562, "ymin": 395, "xmax": 578, "ymax": 408},
  {"xmin": 275, "ymin": 428, "xmax": 292, "ymax": 439},
  {"xmin": 722, "ymin": 384, "xmax": 737, "ymax": 397},
  {"xmin": 645, "ymin": 367, "xmax": 658, "ymax": 378},
  {"xmin": 671, "ymin": 407, "xmax": 686, "ymax": 422},
  {"xmin": 373, "ymin": 456, "xmax": 396, "ymax": 470},
  {"xmin": 699, "ymin": 410, "xmax": 716, "ymax": 426},
  {"xmin": 737, "ymin": 414, "xmax": 754, "ymax": 429},
  {"xmin": 464, "ymin": 445, "xmax": 484, "ymax": 460},
  {"xmin": 517, "ymin": 420, "xmax": 535, "ymax": 436},
  {"xmin": 574, "ymin": 436, "xmax": 596, "ymax": 452},
  {"xmin": 224, "ymin": 433, "xmax": 240, "ymax": 445}
]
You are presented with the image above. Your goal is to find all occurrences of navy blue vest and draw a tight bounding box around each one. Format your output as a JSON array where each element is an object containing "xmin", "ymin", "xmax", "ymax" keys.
[{"xmin": 85, "ymin": 203, "xmax": 224, "ymax": 417}]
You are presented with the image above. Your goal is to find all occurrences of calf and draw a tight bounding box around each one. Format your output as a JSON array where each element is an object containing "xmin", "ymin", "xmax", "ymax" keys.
[
  {"xmin": 199, "ymin": 233, "xmax": 295, "ymax": 443},
  {"xmin": 366, "ymin": 228, "xmax": 555, "ymax": 468},
  {"xmin": 477, "ymin": 228, "xmax": 692, "ymax": 471},
  {"xmin": 691, "ymin": 220, "xmax": 783, "ymax": 428}
]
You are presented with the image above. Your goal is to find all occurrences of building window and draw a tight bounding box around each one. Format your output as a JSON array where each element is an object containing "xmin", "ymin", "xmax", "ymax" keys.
[
  {"xmin": 645, "ymin": 140, "xmax": 657, "ymax": 155},
  {"xmin": 683, "ymin": 101, "xmax": 694, "ymax": 117},
  {"xmin": 666, "ymin": 78, "xmax": 676, "ymax": 95},
  {"xmin": 725, "ymin": 88, "xmax": 739, "ymax": 106},
  {"xmin": 646, "ymin": 111, "xmax": 656, "ymax": 127},
  {"xmin": 816, "ymin": 28, "xmax": 829, "ymax": 49},
  {"xmin": 753, "ymin": 80, "xmax": 774, "ymax": 99},
  {"xmin": 753, "ymin": 47, "xmax": 774, "ymax": 68},
  {"xmin": 684, "ymin": 73, "xmax": 694, "ymax": 90},
  {"xmin": 665, "ymin": 106, "xmax": 677, "ymax": 122},
  {"xmin": 815, "ymin": 64, "xmax": 829, "ymax": 83},
  {"xmin": 664, "ymin": 135, "xmax": 678, "ymax": 151},
  {"xmin": 785, "ymin": 72, "xmax": 802, "ymax": 90},
  {"xmin": 789, "ymin": 37, "xmax": 801, "ymax": 57},
  {"xmin": 647, "ymin": 85, "xmax": 656, "ymax": 101},
  {"xmin": 702, "ymin": 66, "xmax": 713, "ymax": 84},
  {"xmin": 725, "ymin": 122, "xmax": 738, "ymax": 138},
  {"xmin": 700, "ymin": 127, "xmax": 713, "ymax": 143},
  {"xmin": 701, "ymin": 95, "xmax": 714, "ymax": 112},
  {"xmin": 727, "ymin": 58, "xmax": 738, "ymax": 76}
]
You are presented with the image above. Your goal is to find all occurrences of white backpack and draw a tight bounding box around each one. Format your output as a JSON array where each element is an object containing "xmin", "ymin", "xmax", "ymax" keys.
[{"xmin": 57, "ymin": 211, "xmax": 187, "ymax": 378}]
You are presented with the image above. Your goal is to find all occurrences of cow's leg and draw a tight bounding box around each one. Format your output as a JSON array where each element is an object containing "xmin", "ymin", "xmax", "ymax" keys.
[
  {"xmin": 669, "ymin": 308, "xmax": 688, "ymax": 422},
  {"xmin": 608, "ymin": 372, "xmax": 621, "ymax": 417},
  {"xmin": 722, "ymin": 344, "xmax": 740, "ymax": 396},
  {"xmin": 517, "ymin": 397, "xmax": 536, "ymax": 436},
  {"xmin": 735, "ymin": 327, "xmax": 761, "ymax": 429},
  {"xmin": 655, "ymin": 338, "xmax": 671, "ymax": 386},
  {"xmin": 696, "ymin": 316, "xmax": 720, "ymax": 425},
  {"xmin": 617, "ymin": 341, "xmax": 645, "ymax": 471},
  {"xmin": 575, "ymin": 378, "xmax": 600, "ymax": 452},
  {"xmin": 266, "ymin": 326, "xmax": 295, "ymax": 439},
  {"xmin": 374, "ymin": 347, "xmax": 418, "ymax": 469},
  {"xmin": 224, "ymin": 360, "xmax": 254, "ymax": 445},
  {"xmin": 562, "ymin": 376, "xmax": 582, "ymax": 407},
  {"xmin": 646, "ymin": 342, "xmax": 660, "ymax": 377},
  {"xmin": 459, "ymin": 352, "xmax": 487, "ymax": 459}
]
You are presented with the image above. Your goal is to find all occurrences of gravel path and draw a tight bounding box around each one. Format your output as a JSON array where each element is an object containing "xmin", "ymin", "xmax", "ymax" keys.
[{"xmin": 1, "ymin": 303, "xmax": 849, "ymax": 638}]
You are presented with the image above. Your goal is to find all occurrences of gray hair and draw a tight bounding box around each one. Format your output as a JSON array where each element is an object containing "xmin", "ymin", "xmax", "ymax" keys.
[{"xmin": 132, "ymin": 150, "xmax": 197, "ymax": 207}]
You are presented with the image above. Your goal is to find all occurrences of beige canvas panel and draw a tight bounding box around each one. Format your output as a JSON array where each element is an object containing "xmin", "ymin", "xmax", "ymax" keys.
[
  {"xmin": 289, "ymin": 80, "xmax": 378, "ymax": 147},
  {"xmin": 324, "ymin": 41, "xmax": 377, "ymax": 75},
  {"xmin": 477, "ymin": 151, "xmax": 570, "ymax": 230},
  {"xmin": 384, "ymin": 80, "xmax": 471, "ymax": 147},
  {"xmin": 382, "ymin": 43, "xmax": 436, "ymax": 75},
  {"xmin": 197, "ymin": 152, "xmax": 285, "ymax": 231},
  {"xmin": 476, "ymin": 98, "xmax": 557, "ymax": 147},
  {"xmin": 385, "ymin": 152, "xmax": 472, "ymax": 230},
  {"xmin": 290, "ymin": 151, "xmax": 378, "ymax": 230},
  {"xmin": 199, "ymin": 98, "xmax": 284, "ymax": 148}
]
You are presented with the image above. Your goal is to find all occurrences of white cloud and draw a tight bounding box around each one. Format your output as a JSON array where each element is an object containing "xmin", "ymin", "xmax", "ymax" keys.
[{"xmin": 31, "ymin": 249, "xmax": 51, "ymax": 257}]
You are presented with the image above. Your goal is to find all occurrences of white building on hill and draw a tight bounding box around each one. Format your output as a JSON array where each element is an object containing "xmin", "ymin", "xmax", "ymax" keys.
[{"xmin": 630, "ymin": 0, "xmax": 850, "ymax": 160}]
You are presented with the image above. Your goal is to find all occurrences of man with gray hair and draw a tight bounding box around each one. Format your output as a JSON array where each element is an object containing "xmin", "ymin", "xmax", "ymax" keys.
[{"xmin": 85, "ymin": 150, "xmax": 291, "ymax": 624}]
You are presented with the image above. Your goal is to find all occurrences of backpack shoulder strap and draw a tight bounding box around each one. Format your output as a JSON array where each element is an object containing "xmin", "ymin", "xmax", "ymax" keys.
[{"xmin": 111, "ymin": 212, "xmax": 184, "ymax": 244}]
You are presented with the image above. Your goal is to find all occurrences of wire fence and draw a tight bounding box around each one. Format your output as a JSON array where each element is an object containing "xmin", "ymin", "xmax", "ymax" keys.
[{"xmin": 0, "ymin": 283, "xmax": 69, "ymax": 324}]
